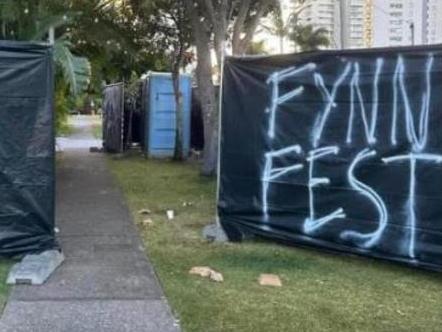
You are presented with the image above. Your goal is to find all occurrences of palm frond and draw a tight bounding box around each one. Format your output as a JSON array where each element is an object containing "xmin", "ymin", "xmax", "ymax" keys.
[
  {"xmin": 290, "ymin": 24, "xmax": 330, "ymax": 51},
  {"xmin": 54, "ymin": 38, "xmax": 91, "ymax": 96}
]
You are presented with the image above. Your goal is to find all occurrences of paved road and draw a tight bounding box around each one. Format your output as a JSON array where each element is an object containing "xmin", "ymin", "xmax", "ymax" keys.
[{"xmin": 1, "ymin": 116, "xmax": 180, "ymax": 332}]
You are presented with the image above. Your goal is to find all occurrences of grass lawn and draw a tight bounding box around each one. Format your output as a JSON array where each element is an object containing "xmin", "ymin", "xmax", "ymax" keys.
[
  {"xmin": 57, "ymin": 122, "xmax": 74, "ymax": 137},
  {"xmin": 92, "ymin": 122, "xmax": 102, "ymax": 139},
  {"xmin": 0, "ymin": 260, "xmax": 12, "ymax": 310},
  {"xmin": 109, "ymin": 156, "xmax": 442, "ymax": 332},
  {"xmin": 88, "ymin": 114, "xmax": 102, "ymax": 139}
]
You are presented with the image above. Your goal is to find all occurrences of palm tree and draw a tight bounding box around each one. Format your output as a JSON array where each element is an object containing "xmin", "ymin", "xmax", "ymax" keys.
[
  {"xmin": 260, "ymin": 3, "xmax": 305, "ymax": 54},
  {"xmin": 289, "ymin": 24, "xmax": 330, "ymax": 52},
  {"xmin": 261, "ymin": 10, "xmax": 288, "ymax": 53},
  {"xmin": 53, "ymin": 38, "xmax": 91, "ymax": 96}
]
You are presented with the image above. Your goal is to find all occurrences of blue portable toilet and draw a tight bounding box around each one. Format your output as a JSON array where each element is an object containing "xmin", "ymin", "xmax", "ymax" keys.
[{"xmin": 143, "ymin": 72, "xmax": 192, "ymax": 158}]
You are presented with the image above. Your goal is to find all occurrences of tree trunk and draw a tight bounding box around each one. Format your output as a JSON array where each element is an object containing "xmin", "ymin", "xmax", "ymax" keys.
[
  {"xmin": 185, "ymin": 0, "xmax": 218, "ymax": 176},
  {"xmin": 213, "ymin": 36, "xmax": 225, "ymax": 72},
  {"xmin": 232, "ymin": 0, "xmax": 272, "ymax": 55},
  {"xmin": 195, "ymin": 38, "xmax": 218, "ymax": 176},
  {"xmin": 231, "ymin": 0, "xmax": 252, "ymax": 55}
]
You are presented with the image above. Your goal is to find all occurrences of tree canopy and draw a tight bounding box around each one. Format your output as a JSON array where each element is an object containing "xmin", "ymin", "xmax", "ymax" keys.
[{"xmin": 0, "ymin": 0, "xmax": 289, "ymax": 174}]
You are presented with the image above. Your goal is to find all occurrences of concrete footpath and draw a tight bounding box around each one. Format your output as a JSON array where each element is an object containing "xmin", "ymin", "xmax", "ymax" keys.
[{"xmin": 0, "ymin": 116, "xmax": 180, "ymax": 332}]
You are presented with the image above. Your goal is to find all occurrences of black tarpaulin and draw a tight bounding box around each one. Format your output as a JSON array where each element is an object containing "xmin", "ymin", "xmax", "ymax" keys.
[
  {"xmin": 0, "ymin": 41, "xmax": 56, "ymax": 256},
  {"xmin": 125, "ymin": 81, "xmax": 144, "ymax": 147},
  {"xmin": 102, "ymin": 83, "xmax": 124, "ymax": 153},
  {"xmin": 219, "ymin": 45, "xmax": 442, "ymax": 271}
]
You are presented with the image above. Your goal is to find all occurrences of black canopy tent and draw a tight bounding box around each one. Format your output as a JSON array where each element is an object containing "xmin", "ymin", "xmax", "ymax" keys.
[
  {"xmin": 0, "ymin": 41, "xmax": 56, "ymax": 256},
  {"xmin": 219, "ymin": 45, "xmax": 442, "ymax": 271}
]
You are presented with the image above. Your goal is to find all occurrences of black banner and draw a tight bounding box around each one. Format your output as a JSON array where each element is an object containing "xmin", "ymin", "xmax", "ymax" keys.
[
  {"xmin": 0, "ymin": 41, "xmax": 56, "ymax": 256},
  {"xmin": 219, "ymin": 45, "xmax": 442, "ymax": 271},
  {"xmin": 103, "ymin": 83, "xmax": 124, "ymax": 153}
]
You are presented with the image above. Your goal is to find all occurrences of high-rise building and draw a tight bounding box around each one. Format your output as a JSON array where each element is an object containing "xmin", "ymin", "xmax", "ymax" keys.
[
  {"xmin": 423, "ymin": 0, "xmax": 442, "ymax": 44},
  {"xmin": 259, "ymin": 0, "xmax": 442, "ymax": 54},
  {"xmin": 371, "ymin": 0, "xmax": 423, "ymax": 47},
  {"xmin": 343, "ymin": 0, "xmax": 367, "ymax": 48},
  {"xmin": 297, "ymin": 0, "xmax": 340, "ymax": 48},
  {"xmin": 297, "ymin": 0, "xmax": 370, "ymax": 49},
  {"xmin": 363, "ymin": 0, "xmax": 374, "ymax": 47},
  {"xmin": 280, "ymin": 0, "xmax": 296, "ymax": 22},
  {"xmin": 370, "ymin": 0, "xmax": 442, "ymax": 47}
]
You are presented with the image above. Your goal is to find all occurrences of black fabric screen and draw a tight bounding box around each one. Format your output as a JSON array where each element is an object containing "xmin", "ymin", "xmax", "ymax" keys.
[
  {"xmin": 0, "ymin": 41, "xmax": 56, "ymax": 256},
  {"xmin": 219, "ymin": 45, "xmax": 442, "ymax": 271},
  {"xmin": 103, "ymin": 83, "xmax": 124, "ymax": 153}
]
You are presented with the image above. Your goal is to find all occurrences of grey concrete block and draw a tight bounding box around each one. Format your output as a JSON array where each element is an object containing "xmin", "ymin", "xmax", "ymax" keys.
[
  {"xmin": 203, "ymin": 223, "xmax": 229, "ymax": 242},
  {"xmin": 7, "ymin": 250, "xmax": 65, "ymax": 285}
]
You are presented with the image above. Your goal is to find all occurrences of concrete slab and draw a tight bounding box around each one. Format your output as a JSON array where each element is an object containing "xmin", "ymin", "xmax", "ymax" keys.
[
  {"xmin": 7, "ymin": 250, "xmax": 65, "ymax": 285},
  {"xmin": 56, "ymin": 217, "xmax": 129, "ymax": 237},
  {"xmin": 10, "ymin": 262, "xmax": 162, "ymax": 301},
  {"xmin": 58, "ymin": 235, "xmax": 146, "ymax": 262},
  {"xmin": 1, "ymin": 300, "xmax": 180, "ymax": 332}
]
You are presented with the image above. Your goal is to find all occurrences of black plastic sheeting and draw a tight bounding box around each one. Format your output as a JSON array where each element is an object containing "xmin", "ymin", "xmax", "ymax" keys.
[
  {"xmin": 219, "ymin": 45, "xmax": 442, "ymax": 271},
  {"xmin": 191, "ymin": 85, "xmax": 220, "ymax": 151},
  {"xmin": 0, "ymin": 41, "xmax": 56, "ymax": 256},
  {"xmin": 102, "ymin": 83, "xmax": 124, "ymax": 153},
  {"xmin": 125, "ymin": 81, "xmax": 144, "ymax": 147},
  {"xmin": 103, "ymin": 82, "xmax": 144, "ymax": 153},
  {"xmin": 190, "ymin": 88, "xmax": 205, "ymax": 151}
]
